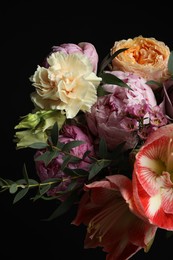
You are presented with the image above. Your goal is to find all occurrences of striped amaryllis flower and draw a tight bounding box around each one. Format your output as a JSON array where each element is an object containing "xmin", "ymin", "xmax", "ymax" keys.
[
  {"xmin": 132, "ymin": 123, "xmax": 173, "ymax": 230},
  {"xmin": 72, "ymin": 175, "xmax": 157, "ymax": 260}
]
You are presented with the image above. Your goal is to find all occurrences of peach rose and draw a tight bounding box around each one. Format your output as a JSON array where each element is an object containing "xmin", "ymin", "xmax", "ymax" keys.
[{"xmin": 110, "ymin": 36, "xmax": 171, "ymax": 84}]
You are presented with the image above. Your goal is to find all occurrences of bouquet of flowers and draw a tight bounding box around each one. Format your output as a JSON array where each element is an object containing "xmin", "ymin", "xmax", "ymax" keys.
[{"xmin": 1, "ymin": 35, "xmax": 173, "ymax": 260}]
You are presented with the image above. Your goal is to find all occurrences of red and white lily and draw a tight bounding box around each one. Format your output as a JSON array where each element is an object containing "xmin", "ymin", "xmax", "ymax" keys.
[{"xmin": 132, "ymin": 123, "xmax": 173, "ymax": 230}]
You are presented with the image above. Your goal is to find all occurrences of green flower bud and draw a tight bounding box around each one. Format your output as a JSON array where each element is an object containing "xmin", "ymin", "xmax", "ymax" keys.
[{"xmin": 14, "ymin": 110, "xmax": 66, "ymax": 149}]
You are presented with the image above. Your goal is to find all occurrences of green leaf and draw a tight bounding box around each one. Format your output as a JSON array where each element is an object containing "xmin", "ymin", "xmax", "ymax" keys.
[
  {"xmin": 50, "ymin": 122, "xmax": 59, "ymax": 146},
  {"xmin": 56, "ymin": 141, "xmax": 64, "ymax": 149},
  {"xmin": 60, "ymin": 155, "xmax": 72, "ymax": 170},
  {"xmin": 82, "ymin": 150, "xmax": 93, "ymax": 160},
  {"xmin": 28, "ymin": 179, "xmax": 39, "ymax": 185},
  {"xmin": 33, "ymin": 194, "xmax": 56, "ymax": 201},
  {"xmin": 0, "ymin": 177, "xmax": 9, "ymax": 186},
  {"xmin": 13, "ymin": 187, "xmax": 29, "ymax": 203},
  {"xmin": 168, "ymin": 51, "xmax": 173, "ymax": 75},
  {"xmin": 35, "ymin": 150, "xmax": 59, "ymax": 166},
  {"xmin": 62, "ymin": 180, "xmax": 78, "ymax": 193},
  {"xmin": 16, "ymin": 179, "xmax": 27, "ymax": 185},
  {"xmin": 100, "ymin": 72, "xmax": 131, "ymax": 89},
  {"xmin": 9, "ymin": 183, "xmax": 18, "ymax": 194},
  {"xmin": 23, "ymin": 164, "xmax": 29, "ymax": 185},
  {"xmin": 62, "ymin": 140, "xmax": 85, "ymax": 153},
  {"xmin": 39, "ymin": 184, "xmax": 51, "ymax": 196},
  {"xmin": 146, "ymin": 80, "xmax": 162, "ymax": 88},
  {"xmin": 32, "ymin": 184, "xmax": 51, "ymax": 202},
  {"xmin": 99, "ymin": 48, "xmax": 128, "ymax": 73},
  {"xmin": 99, "ymin": 138, "xmax": 108, "ymax": 158},
  {"xmin": 44, "ymin": 192, "xmax": 78, "ymax": 221},
  {"xmin": 99, "ymin": 52, "xmax": 110, "ymax": 73},
  {"xmin": 88, "ymin": 159, "xmax": 111, "ymax": 180},
  {"xmin": 28, "ymin": 142, "xmax": 48, "ymax": 149},
  {"xmin": 97, "ymin": 84, "xmax": 110, "ymax": 97},
  {"xmin": 42, "ymin": 177, "xmax": 61, "ymax": 183},
  {"xmin": 64, "ymin": 168, "xmax": 88, "ymax": 177}
]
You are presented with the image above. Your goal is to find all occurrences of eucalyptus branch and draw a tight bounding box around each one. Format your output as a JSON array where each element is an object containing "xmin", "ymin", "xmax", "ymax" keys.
[{"xmin": 0, "ymin": 179, "xmax": 59, "ymax": 190}]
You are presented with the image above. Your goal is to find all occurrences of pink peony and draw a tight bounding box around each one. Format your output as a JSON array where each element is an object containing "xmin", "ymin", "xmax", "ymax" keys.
[
  {"xmin": 132, "ymin": 123, "xmax": 173, "ymax": 230},
  {"xmin": 72, "ymin": 175, "xmax": 157, "ymax": 260},
  {"xmin": 86, "ymin": 71, "xmax": 166, "ymax": 151},
  {"xmin": 43, "ymin": 42, "xmax": 99, "ymax": 73},
  {"xmin": 34, "ymin": 125, "xmax": 95, "ymax": 198}
]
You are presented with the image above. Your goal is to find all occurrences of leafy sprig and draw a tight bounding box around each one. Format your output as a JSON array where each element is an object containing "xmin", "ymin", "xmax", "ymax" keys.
[{"xmin": 0, "ymin": 119, "xmax": 129, "ymax": 220}]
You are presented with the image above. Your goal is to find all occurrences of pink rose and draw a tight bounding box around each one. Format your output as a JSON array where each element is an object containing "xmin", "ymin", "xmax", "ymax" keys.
[
  {"xmin": 72, "ymin": 175, "xmax": 157, "ymax": 260},
  {"xmin": 43, "ymin": 42, "xmax": 99, "ymax": 73},
  {"xmin": 34, "ymin": 125, "xmax": 95, "ymax": 199},
  {"xmin": 132, "ymin": 123, "xmax": 173, "ymax": 230},
  {"xmin": 86, "ymin": 71, "xmax": 166, "ymax": 151}
]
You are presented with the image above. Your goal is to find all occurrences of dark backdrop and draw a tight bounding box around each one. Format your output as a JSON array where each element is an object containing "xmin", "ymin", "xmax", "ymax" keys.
[{"xmin": 1, "ymin": 2, "xmax": 173, "ymax": 259}]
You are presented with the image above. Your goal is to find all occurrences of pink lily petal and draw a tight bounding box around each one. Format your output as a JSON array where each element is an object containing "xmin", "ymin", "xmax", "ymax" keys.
[{"xmin": 73, "ymin": 174, "xmax": 157, "ymax": 260}]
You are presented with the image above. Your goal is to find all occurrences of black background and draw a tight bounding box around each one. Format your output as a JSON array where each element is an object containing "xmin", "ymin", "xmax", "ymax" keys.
[{"xmin": 1, "ymin": 2, "xmax": 173, "ymax": 259}]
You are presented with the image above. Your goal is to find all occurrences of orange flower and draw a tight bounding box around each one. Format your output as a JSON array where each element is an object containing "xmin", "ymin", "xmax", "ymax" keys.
[
  {"xmin": 72, "ymin": 175, "xmax": 157, "ymax": 260},
  {"xmin": 110, "ymin": 36, "xmax": 171, "ymax": 84}
]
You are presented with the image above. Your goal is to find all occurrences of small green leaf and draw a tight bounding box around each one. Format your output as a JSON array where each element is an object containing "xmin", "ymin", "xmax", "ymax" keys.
[
  {"xmin": 62, "ymin": 140, "xmax": 85, "ymax": 153},
  {"xmin": 23, "ymin": 164, "xmax": 29, "ymax": 185},
  {"xmin": 28, "ymin": 142, "xmax": 48, "ymax": 149},
  {"xmin": 97, "ymin": 84, "xmax": 110, "ymax": 97},
  {"xmin": 50, "ymin": 122, "xmax": 59, "ymax": 146},
  {"xmin": 13, "ymin": 187, "xmax": 29, "ymax": 203},
  {"xmin": 9, "ymin": 183, "xmax": 18, "ymax": 194},
  {"xmin": 63, "ymin": 180, "xmax": 78, "ymax": 193},
  {"xmin": 56, "ymin": 141, "xmax": 64, "ymax": 149},
  {"xmin": 64, "ymin": 168, "xmax": 88, "ymax": 177},
  {"xmin": 42, "ymin": 177, "xmax": 61, "ymax": 183},
  {"xmin": 39, "ymin": 184, "xmax": 51, "ymax": 196},
  {"xmin": 82, "ymin": 150, "xmax": 92, "ymax": 160},
  {"xmin": 99, "ymin": 52, "xmax": 110, "ymax": 73},
  {"xmin": 33, "ymin": 194, "xmax": 56, "ymax": 201},
  {"xmin": 16, "ymin": 179, "xmax": 27, "ymax": 185},
  {"xmin": 28, "ymin": 179, "xmax": 39, "ymax": 185},
  {"xmin": 88, "ymin": 159, "xmax": 111, "ymax": 180},
  {"xmin": 99, "ymin": 48, "xmax": 128, "ymax": 73},
  {"xmin": 32, "ymin": 187, "xmax": 50, "ymax": 202},
  {"xmin": 101, "ymin": 72, "xmax": 131, "ymax": 89},
  {"xmin": 33, "ymin": 184, "xmax": 51, "ymax": 202},
  {"xmin": 0, "ymin": 178, "xmax": 9, "ymax": 186},
  {"xmin": 44, "ymin": 192, "xmax": 78, "ymax": 221},
  {"xmin": 60, "ymin": 155, "xmax": 72, "ymax": 170},
  {"xmin": 146, "ymin": 80, "xmax": 162, "ymax": 88},
  {"xmin": 35, "ymin": 150, "xmax": 59, "ymax": 166},
  {"xmin": 99, "ymin": 138, "xmax": 108, "ymax": 158}
]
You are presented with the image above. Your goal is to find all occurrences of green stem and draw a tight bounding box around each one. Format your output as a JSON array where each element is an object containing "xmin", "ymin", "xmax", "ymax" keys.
[{"xmin": 1, "ymin": 176, "xmax": 80, "ymax": 190}]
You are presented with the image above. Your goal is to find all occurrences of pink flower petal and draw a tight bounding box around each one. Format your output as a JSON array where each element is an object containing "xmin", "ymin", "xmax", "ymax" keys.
[{"xmin": 73, "ymin": 175, "xmax": 157, "ymax": 259}]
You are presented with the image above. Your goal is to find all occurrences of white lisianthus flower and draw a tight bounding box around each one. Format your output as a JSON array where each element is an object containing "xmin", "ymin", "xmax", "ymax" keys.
[{"xmin": 30, "ymin": 52, "xmax": 102, "ymax": 119}]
